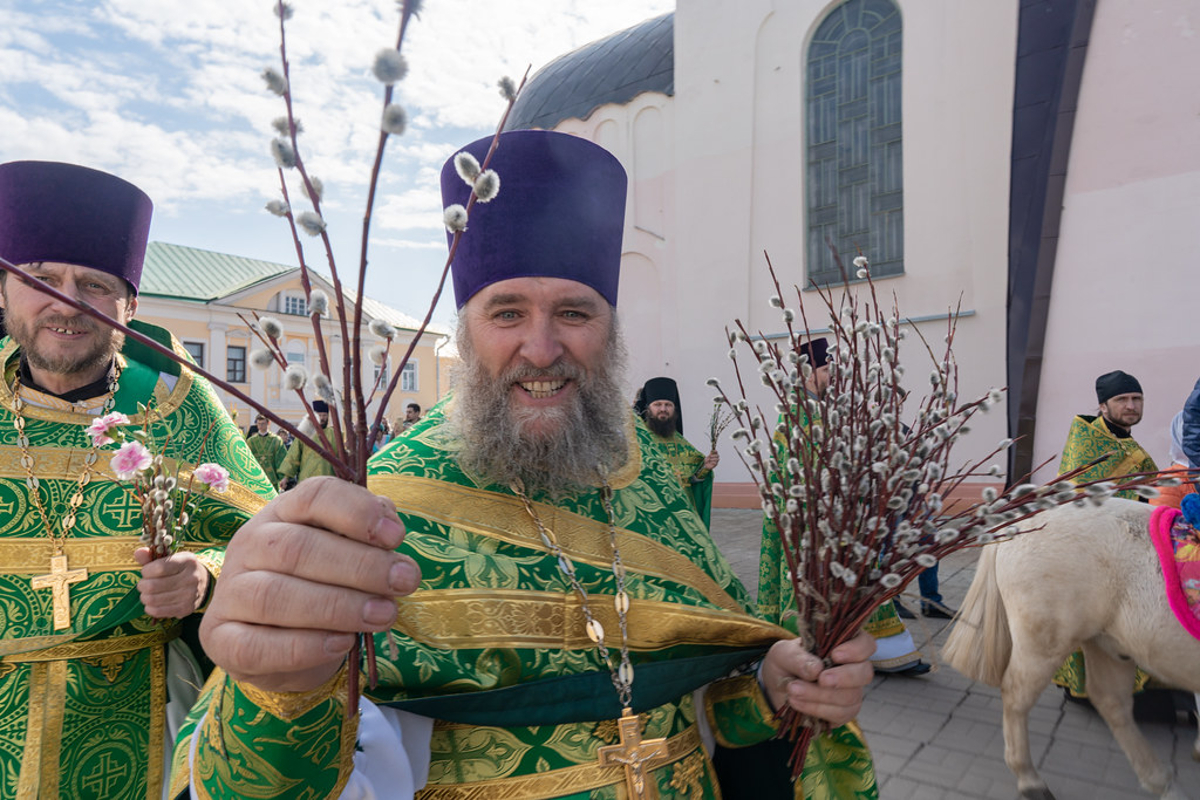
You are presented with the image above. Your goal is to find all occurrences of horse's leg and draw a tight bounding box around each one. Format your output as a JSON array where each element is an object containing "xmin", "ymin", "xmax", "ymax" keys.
[
  {"xmin": 1002, "ymin": 635, "xmax": 1065, "ymax": 799},
  {"xmin": 1080, "ymin": 641, "xmax": 1182, "ymax": 799}
]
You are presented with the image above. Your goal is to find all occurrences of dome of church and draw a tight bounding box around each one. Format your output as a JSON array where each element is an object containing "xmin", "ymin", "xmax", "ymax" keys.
[{"xmin": 505, "ymin": 12, "xmax": 674, "ymax": 131}]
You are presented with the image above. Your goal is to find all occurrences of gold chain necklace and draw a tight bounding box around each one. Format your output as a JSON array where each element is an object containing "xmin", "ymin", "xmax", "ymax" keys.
[
  {"xmin": 11, "ymin": 362, "xmax": 122, "ymax": 630},
  {"xmin": 512, "ymin": 478, "xmax": 669, "ymax": 800}
]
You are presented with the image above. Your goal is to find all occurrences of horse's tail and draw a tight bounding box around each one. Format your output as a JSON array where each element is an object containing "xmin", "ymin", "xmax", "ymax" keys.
[{"xmin": 942, "ymin": 545, "xmax": 1012, "ymax": 686}]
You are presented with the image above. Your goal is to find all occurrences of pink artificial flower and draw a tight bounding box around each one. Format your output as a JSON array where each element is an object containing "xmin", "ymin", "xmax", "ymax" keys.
[
  {"xmin": 111, "ymin": 441, "xmax": 152, "ymax": 480},
  {"xmin": 193, "ymin": 463, "xmax": 230, "ymax": 493},
  {"xmin": 87, "ymin": 412, "xmax": 130, "ymax": 446}
]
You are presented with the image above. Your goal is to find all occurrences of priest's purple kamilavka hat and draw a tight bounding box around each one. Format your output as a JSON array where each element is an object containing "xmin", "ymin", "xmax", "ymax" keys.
[
  {"xmin": 0, "ymin": 161, "xmax": 153, "ymax": 293},
  {"xmin": 440, "ymin": 130, "xmax": 627, "ymax": 308}
]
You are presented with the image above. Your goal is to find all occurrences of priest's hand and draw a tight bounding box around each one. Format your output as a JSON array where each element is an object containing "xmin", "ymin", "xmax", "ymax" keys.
[
  {"xmin": 760, "ymin": 630, "xmax": 876, "ymax": 727},
  {"xmin": 198, "ymin": 477, "xmax": 421, "ymax": 694},
  {"xmin": 135, "ymin": 549, "xmax": 210, "ymax": 619}
]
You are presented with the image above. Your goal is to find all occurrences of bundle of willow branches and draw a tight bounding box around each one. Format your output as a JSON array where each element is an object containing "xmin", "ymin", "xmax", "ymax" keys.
[{"xmin": 711, "ymin": 251, "xmax": 1170, "ymax": 772}]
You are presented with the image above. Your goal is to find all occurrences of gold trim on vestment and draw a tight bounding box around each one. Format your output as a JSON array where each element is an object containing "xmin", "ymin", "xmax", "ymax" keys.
[
  {"xmin": 0, "ymin": 338, "xmax": 196, "ymax": 423},
  {"xmin": 394, "ymin": 588, "xmax": 787, "ymax": 651},
  {"xmin": 0, "ymin": 446, "xmax": 268, "ymax": 516},
  {"xmin": 147, "ymin": 640, "xmax": 167, "ymax": 798},
  {"xmin": 416, "ymin": 721, "xmax": 702, "ymax": 800},
  {"xmin": 2, "ymin": 626, "xmax": 181, "ymax": 662},
  {"xmin": 373, "ymin": 474, "xmax": 743, "ymax": 614},
  {"xmin": 0, "ymin": 536, "xmax": 219, "ymax": 574},
  {"xmin": 16, "ymin": 660, "xmax": 51, "ymax": 798},
  {"xmin": 237, "ymin": 663, "xmax": 350, "ymax": 721}
]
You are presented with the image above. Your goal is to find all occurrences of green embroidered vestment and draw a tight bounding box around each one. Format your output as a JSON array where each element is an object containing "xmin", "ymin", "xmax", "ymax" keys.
[
  {"xmin": 648, "ymin": 427, "xmax": 714, "ymax": 528},
  {"xmin": 178, "ymin": 398, "xmax": 875, "ymax": 799},
  {"xmin": 1057, "ymin": 415, "xmax": 1157, "ymax": 499},
  {"xmin": 246, "ymin": 431, "xmax": 287, "ymax": 488},
  {"xmin": 0, "ymin": 322, "xmax": 273, "ymax": 799}
]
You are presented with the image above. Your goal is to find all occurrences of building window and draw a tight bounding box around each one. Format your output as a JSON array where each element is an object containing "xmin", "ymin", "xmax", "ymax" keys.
[
  {"xmin": 400, "ymin": 361, "xmax": 418, "ymax": 392},
  {"xmin": 183, "ymin": 341, "xmax": 205, "ymax": 368},
  {"xmin": 283, "ymin": 294, "xmax": 308, "ymax": 316},
  {"xmin": 374, "ymin": 359, "xmax": 390, "ymax": 389},
  {"xmin": 806, "ymin": 0, "xmax": 903, "ymax": 284},
  {"xmin": 227, "ymin": 345, "xmax": 247, "ymax": 383}
]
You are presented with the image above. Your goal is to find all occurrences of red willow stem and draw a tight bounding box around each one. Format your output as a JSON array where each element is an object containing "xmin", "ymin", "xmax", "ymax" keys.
[
  {"xmin": 271, "ymin": 173, "xmax": 349, "ymax": 461},
  {"xmin": 275, "ymin": 2, "xmax": 358, "ymax": 474}
]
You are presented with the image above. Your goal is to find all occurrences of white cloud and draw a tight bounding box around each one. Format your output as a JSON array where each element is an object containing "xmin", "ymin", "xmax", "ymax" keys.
[
  {"xmin": 3, "ymin": 0, "xmax": 675, "ymax": 321},
  {"xmin": 370, "ymin": 237, "xmax": 446, "ymax": 250}
]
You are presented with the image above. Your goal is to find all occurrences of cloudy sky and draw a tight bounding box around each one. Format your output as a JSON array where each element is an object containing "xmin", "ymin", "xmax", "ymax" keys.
[{"xmin": 1, "ymin": 0, "xmax": 673, "ymax": 325}]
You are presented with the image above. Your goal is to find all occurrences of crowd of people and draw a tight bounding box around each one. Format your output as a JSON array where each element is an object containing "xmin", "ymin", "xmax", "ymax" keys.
[{"xmin": 1, "ymin": 132, "xmax": 1196, "ymax": 800}]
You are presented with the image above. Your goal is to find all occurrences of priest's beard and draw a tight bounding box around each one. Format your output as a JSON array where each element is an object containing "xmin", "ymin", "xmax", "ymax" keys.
[
  {"xmin": 4, "ymin": 305, "xmax": 123, "ymax": 380},
  {"xmin": 645, "ymin": 411, "xmax": 678, "ymax": 438},
  {"xmin": 449, "ymin": 317, "xmax": 630, "ymax": 499}
]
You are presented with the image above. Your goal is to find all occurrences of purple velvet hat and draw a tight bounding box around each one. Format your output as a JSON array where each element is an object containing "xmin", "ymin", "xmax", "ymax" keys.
[
  {"xmin": 0, "ymin": 161, "xmax": 153, "ymax": 293},
  {"xmin": 440, "ymin": 130, "xmax": 627, "ymax": 308}
]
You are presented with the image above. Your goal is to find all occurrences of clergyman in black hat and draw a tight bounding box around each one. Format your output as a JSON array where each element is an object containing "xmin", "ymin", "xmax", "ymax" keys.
[
  {"xmin": 1057, "ymin": 369, "xmax": 1157, "ymax": 499},
  {"xmin": 278, "ymin": 398, "xmax": 336, "ymax": 488},
  {"xmin": 639, "ymin": 376, "xmax": 720, "ymax": 527}
]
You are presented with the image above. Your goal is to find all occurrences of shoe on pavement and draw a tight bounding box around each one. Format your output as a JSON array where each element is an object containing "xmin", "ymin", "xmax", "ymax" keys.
[
  {"xmin": 894, "ymin": 601, "xmax": 916, "ymax": 619},
  {"xmin": 922, "ymin": 604, "xmax": 954, "ymax": 619},
  {"xmin": 877, "ymin": 660, "xmax": 932, "ymax": 677}
]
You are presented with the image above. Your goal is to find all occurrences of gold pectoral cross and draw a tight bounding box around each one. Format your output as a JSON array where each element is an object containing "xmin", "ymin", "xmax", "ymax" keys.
[
  {"xmin": 31, "ymin": 554, "xmax": 88, "ymax": 630},
  {"xmin": 598, "ymin": 709, "xmax": 669, "ymax": 800}
]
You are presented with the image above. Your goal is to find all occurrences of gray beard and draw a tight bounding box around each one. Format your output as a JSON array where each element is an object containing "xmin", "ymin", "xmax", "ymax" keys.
[{"xmin": 447, "ymin": 317, "xmax": 631, "ymax": 499}]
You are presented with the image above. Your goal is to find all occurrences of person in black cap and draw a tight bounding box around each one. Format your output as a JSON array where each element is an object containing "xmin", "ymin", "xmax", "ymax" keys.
[
  {"xmin": 0, "ymin": 160, "xmax": 274, "ymax": 798},
  {"xmin": 278, "ymin": 398, "xmax": 336, "ymax": 488},
  {"xmin": 639, "ymin": 376, "xmax": 720, "ymax": 527},
  {"xmin": 1053, "ymin": 369, "xmax": 1159, "ymax": 701},
  {"xmin": 1057, "ymin": 369, "xmax": 1157, "ymax": 499},
  {"xmin": 177, "ymin": 130, "xmax": 877, "ymax": 800}
]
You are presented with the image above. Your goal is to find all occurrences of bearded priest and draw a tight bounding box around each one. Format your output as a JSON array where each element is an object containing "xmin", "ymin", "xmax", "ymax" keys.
[
  {"xmin": 0, "ymin": 160, "xmax": 275, "ymax": 799},
  {"xmin": 174, "ymin": 131, "xmax": 877, "ymax": 800}
]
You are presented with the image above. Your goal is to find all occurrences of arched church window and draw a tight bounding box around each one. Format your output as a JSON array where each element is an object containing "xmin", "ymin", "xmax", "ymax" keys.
[{"xmin": 806, "ymin": 0, "xmax": 903, "ymax": 284}]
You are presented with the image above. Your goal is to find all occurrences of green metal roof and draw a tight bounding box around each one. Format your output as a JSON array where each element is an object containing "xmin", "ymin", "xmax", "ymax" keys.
[
  {"xmin": 139, "ymin": 241, "xmax": 449, "ymax": 337},
  {"xmin": 139, "ymin": 241, "xmax": 295, "ymax": 301}
]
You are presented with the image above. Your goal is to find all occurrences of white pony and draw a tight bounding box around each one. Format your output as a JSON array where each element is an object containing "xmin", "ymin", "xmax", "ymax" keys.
[{"xmin": 943, "ymin": 498, "xmax": 1200, "ymax": 799}]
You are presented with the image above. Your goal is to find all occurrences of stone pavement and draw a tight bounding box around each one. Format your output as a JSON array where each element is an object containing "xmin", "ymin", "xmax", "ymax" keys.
[{"xmin": 708, "ymin": 508, "xmax": 1200, "ymax": 799}]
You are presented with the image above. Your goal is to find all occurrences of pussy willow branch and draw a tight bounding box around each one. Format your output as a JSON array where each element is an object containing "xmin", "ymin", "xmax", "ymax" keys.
[
  {"xmin": 270, "ymin": 173, "xmax": 350, "ymax": 462},
  {"xmin": 367, "ymin": 65, "xmax": 532, "ymax": 442},
  {"xmin": 275, "ymin": 1, "xmax": 357, "ymax": 467}
]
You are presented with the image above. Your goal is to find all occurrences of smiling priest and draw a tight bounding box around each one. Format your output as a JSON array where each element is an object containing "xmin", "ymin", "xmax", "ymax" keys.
[{"xmin": 0, "ymin": 160, "xmax": 274, "ymax": 799}]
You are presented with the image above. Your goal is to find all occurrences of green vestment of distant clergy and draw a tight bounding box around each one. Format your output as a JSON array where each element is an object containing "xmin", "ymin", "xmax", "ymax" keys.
[
  {"xmin": 648, "ymin": 427, "xmax": 715, "ymax": 529},
  {"xmin": 279, "ymin": 432, "xmax": 337, "ymax": 485},
  {"xmin": 246, "ymin": 430, "xmax": 287, "ymax": 488},
  {"xmin": 1054, "ymin": 414, "xmax": 1158, "ymax": 696},
  {"xmin": 0, "ymin": 322, "xmax": 273, "ymax": 799},
  {"xmin": 173, "ymin": 398, "xmax": 875, "ymax": 800}
]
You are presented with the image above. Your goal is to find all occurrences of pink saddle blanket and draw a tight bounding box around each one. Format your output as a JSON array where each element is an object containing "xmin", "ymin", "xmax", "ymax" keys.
[{"xmin": 1149, "ymin": 506, "xmax": 1200, "ymax": 641}]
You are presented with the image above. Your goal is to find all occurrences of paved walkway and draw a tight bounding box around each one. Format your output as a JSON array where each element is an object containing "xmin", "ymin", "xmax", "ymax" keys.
[{"xmin": 708, "ymin": 509, "xmax": 1200, "ymax": 799}]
